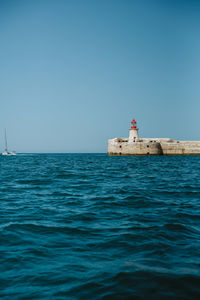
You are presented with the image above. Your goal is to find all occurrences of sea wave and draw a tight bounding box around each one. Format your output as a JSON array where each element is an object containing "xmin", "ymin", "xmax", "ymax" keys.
[{"xmin": 0, "ymin": 154, "xmax": 200, "ymax": 299}]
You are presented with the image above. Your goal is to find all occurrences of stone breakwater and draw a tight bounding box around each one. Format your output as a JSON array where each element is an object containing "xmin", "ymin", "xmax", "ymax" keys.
[{"xmin": 107, "ymin": 138, "xmax": 200, "ymax": 155}]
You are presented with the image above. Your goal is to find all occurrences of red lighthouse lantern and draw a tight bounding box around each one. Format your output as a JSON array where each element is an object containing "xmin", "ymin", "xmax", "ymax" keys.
[{"xmin": 130, "ymin": 119, "xmax": 137, "ymax": 129}]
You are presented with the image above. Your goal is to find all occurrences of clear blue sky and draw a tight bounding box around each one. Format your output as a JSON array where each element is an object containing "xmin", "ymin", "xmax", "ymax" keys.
[{"xmin": 1, "ymin": 0, "xmax": 200, "ymax": 152}]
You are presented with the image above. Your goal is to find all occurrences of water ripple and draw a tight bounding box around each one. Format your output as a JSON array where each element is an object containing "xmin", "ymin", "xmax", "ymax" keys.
[{"xmin": 0, "ymin": 154, "xmax": 200, "ymax": 299}]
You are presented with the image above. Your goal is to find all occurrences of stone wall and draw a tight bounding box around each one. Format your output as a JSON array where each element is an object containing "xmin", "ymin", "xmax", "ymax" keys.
[{"xmin": 108, "ymin": 138, "xmax": 200, "ymax": 155}]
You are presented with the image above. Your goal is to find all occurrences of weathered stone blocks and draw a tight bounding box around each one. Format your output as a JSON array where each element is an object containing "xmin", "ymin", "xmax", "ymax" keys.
[{"xmin": 108, "ymin": 138, "xmax": 200, "ymax": 156}]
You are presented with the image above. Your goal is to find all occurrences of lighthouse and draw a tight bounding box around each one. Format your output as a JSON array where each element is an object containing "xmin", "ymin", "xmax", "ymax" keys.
[{"xmin": 129, "ymin": 118, "xmax": 139, "ymax": 141}]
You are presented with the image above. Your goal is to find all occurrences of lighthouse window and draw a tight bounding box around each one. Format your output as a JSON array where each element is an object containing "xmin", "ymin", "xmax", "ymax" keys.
[{"xmin": 147, "ymin": 145, "xmax": 149, "ymax": 148}]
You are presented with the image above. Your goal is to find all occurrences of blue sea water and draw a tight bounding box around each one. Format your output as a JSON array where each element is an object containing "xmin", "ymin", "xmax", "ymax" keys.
[{"xmin": 0, "ymin": 154, "xmax": 200, "ymax": 299}]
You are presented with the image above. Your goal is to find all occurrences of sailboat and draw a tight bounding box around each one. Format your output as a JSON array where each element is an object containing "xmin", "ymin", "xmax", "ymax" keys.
[{"xmin": 2, "ymin": 129, "xmax": 16, "ymax": 156}]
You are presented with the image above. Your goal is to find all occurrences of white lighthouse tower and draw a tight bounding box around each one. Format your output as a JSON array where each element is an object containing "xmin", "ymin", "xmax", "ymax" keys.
[{"xmin": 129, "ymin": 118, "xmax": 139, "ymax": 142}]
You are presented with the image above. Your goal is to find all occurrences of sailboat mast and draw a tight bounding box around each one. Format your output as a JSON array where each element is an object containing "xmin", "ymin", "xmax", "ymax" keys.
[{"xmin": 5, "ymin": 129, "xmax": 8, "ymax": 151}]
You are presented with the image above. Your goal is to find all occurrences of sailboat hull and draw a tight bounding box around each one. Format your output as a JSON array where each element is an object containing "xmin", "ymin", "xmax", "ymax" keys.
[{"xmin": 2, "ymin": 151, "xmax": 16, "ymax": 156}]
